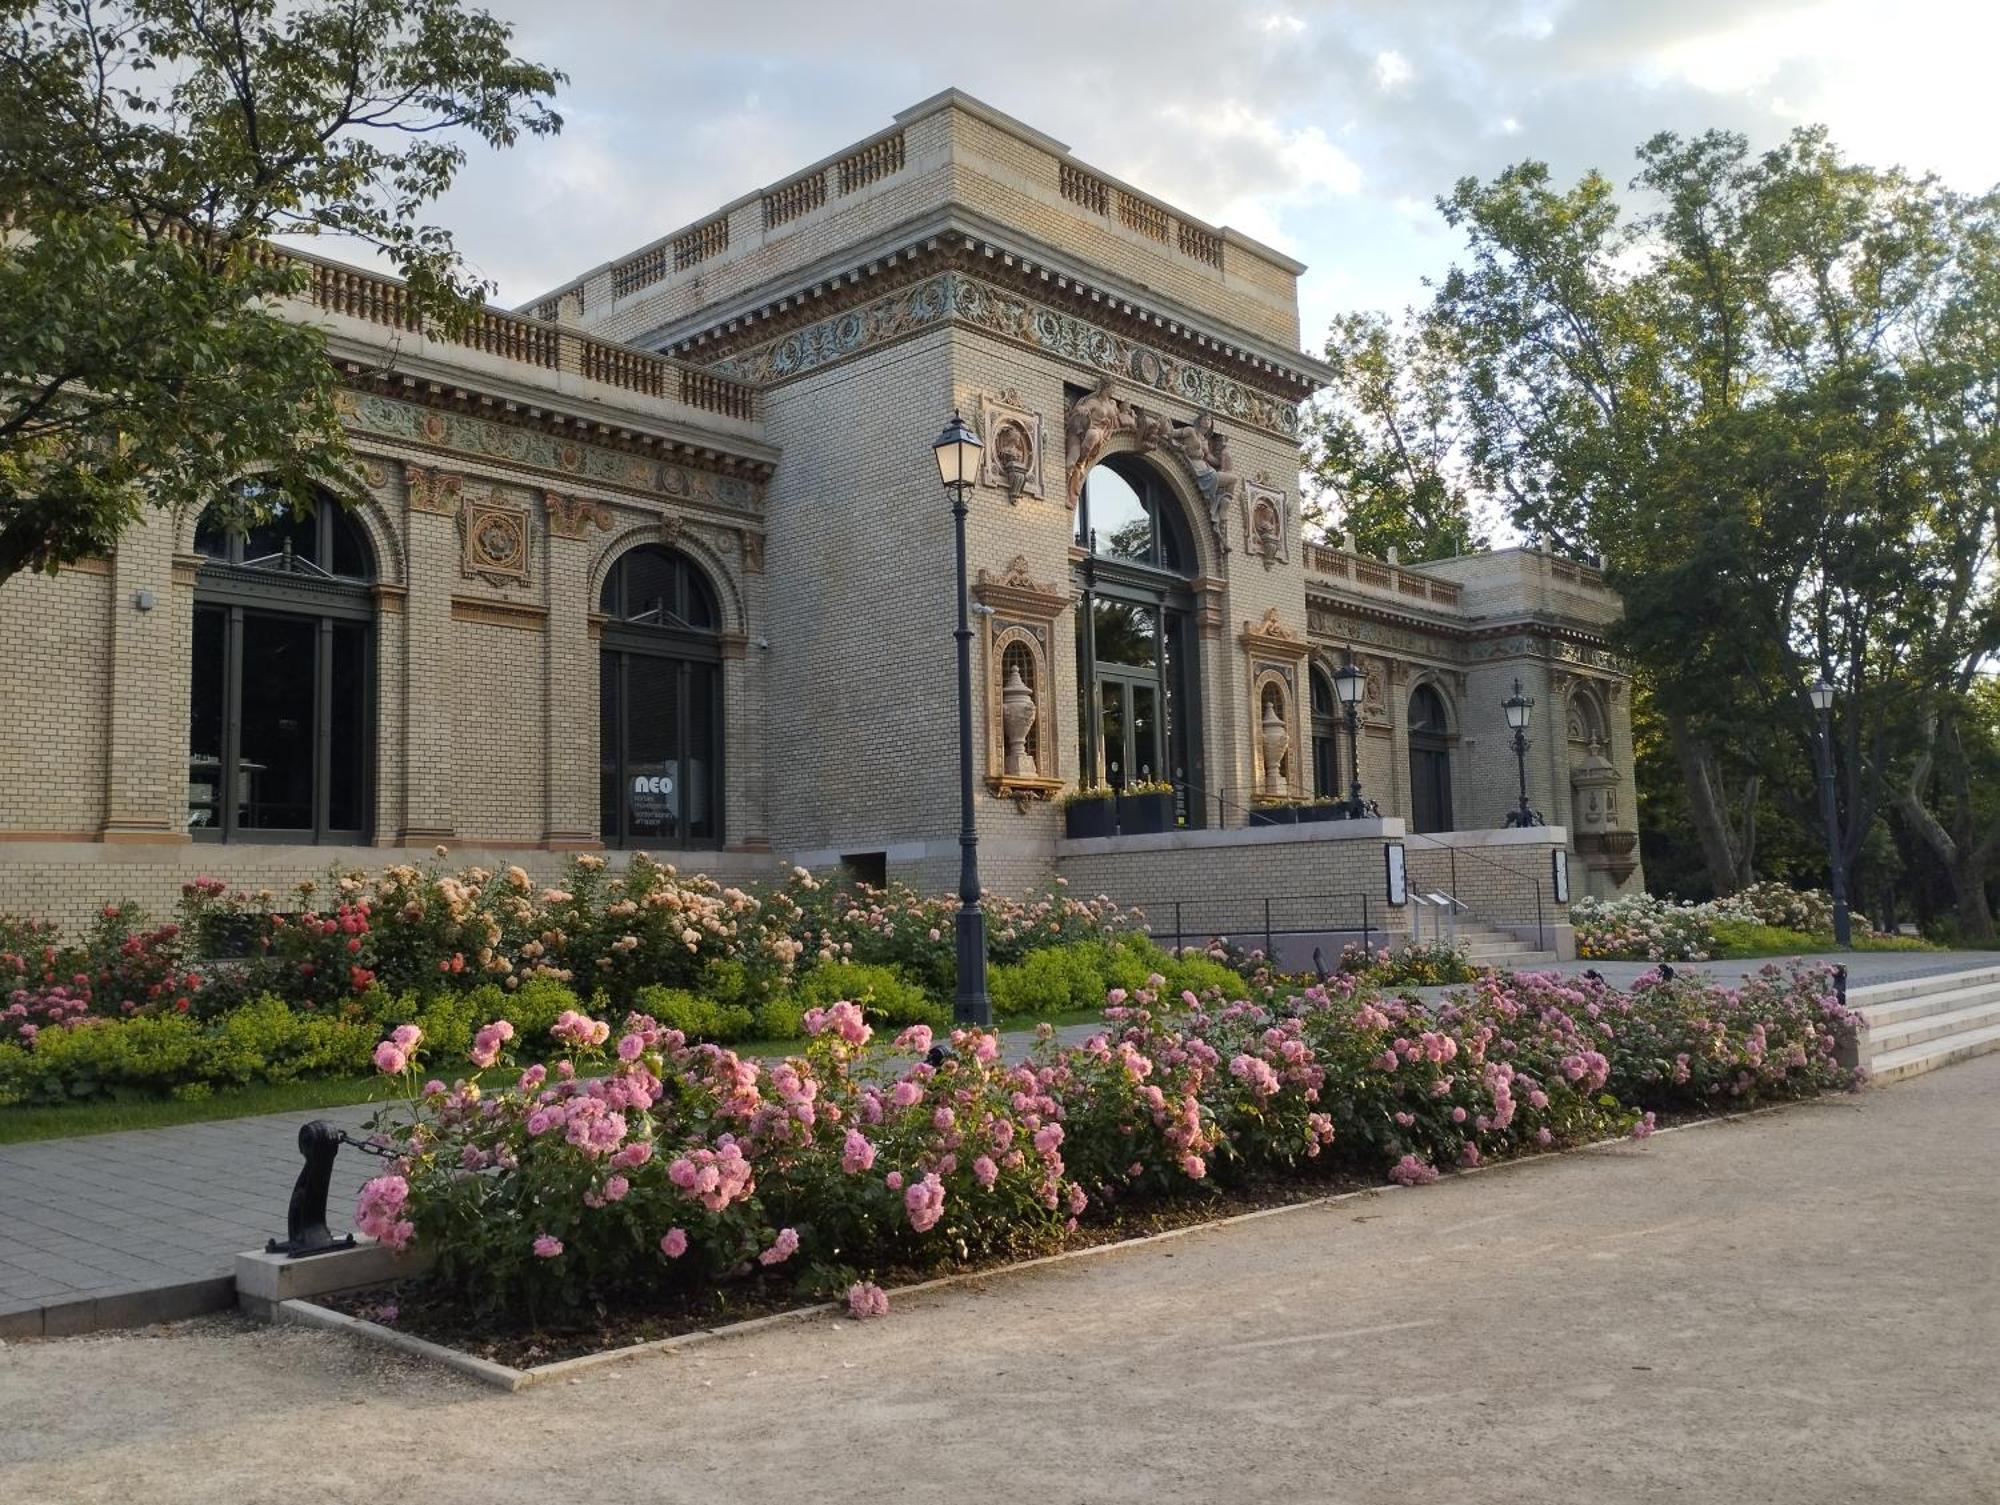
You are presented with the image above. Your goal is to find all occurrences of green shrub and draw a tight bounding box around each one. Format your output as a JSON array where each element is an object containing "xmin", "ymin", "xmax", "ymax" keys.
[
  {"xmin": 1709, "ymin": 920, "xmax": 1817, "ymax": 957},
  {"xmin": 754, "ymin": 997, "xmax": 806, "ymax": 1041},
  {"xmin": 990, "ymin": 943, "xmax": 1113, "ymax": 1018},
  {"xmin": 1101, "ymin": 935, "xmax": 1244, "ymax": 1002},
  {"xmin": 792, "ymin": 961, "xmax": 946, "ymax": 1030},
  {"xmin": 632, "ymin": 986, "xmax": 756, "ymax": 1044},
  {"xmin": 0, "ymin": 995, "xmax": 377, "ymax": 1105}
]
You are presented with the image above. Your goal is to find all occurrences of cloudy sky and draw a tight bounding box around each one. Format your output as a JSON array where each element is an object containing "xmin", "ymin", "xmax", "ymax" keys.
[{"xmin": 430, "ymin": 0, "xmax": 2000, "ymax": 356}]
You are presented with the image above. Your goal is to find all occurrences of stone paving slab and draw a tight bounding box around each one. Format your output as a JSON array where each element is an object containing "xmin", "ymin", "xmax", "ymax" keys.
[{"xmin": 0, "ymin": 950, "xmax": 1990, "ymax": 1331}]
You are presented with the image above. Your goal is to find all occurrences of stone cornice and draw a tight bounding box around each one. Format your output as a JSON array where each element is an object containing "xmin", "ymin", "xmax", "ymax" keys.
[
  {"xmin": 698, "ymin": 268, "xmax": 1306, "ymax": 440},
  {"xmin": 1306, "ymin": 585, "xmax": 1620, "ymax": 658},
  {"xmin": 332, "ymin": 359, "xmax": 777, "ymax": 486},
  {"xmin": 660, "ymin": 223, "xmax": 1327, "ymax": 405},
  {"xmin": 336, "ymin": 387, "xmax": 768, "ymax": 517}
]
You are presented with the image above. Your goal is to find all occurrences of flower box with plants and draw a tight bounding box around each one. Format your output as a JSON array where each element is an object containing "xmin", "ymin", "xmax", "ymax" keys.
[
  {"xmin": 1059, "ymin": 785, "xmax": 1116, "ymax": 839},
  {"xmin": 1115, "ymin": 779, "xmax": 1176, "ymax": 835}
]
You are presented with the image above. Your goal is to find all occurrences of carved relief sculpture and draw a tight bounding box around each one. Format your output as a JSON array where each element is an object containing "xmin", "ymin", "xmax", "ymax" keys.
[
  {"xmin": 405, "ymin": 465, "xmax": 464, "ymax": 518},
  {"xmin": 979, "ymin": 389, "xmax": 1044, "ymax": 501},
  {"xmin": 459, "ymin": 494, "xmax": 531, "ymax": 586},
  {"xmin": 1240, "ymin": 478, "xmax": 1291, "ymax": 570},
  {"xmin": 1062, "ymin": 377, "xmax": 1239, "ymax": 555},
  {"xmin": 1260, "ymin": 694, "xmax": 1291, "ymax": 796},
  {"xmin": 543, "ymin": 491, "xmax": 612, "ymax": 541}
]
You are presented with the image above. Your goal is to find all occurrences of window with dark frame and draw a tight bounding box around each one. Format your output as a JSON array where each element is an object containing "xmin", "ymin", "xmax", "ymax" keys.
[{"xmin": 187, "ymin": 486, "xmax": 376, "ymax": 844}]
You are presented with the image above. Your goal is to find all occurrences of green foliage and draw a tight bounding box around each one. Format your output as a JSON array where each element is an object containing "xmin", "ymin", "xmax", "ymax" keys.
[
  {"xmin": 0, "ymin": 0, "xmax": 563, "ymax": 583},
  {"xmin": 1306, "ymin": 310, "xmax": 1487, "ymax": 562},
  {"xmin": 989, "ymin": 943, "xmax": 1114, "ymax": 1018},
  {"xmin": 791, "ymin": 963, "xmax": 946, "ymax": 1031},
  {"xmin": 0, "ymin": 994, "xmax": 376, "ymax": 1105},
  {"xmin": 632, "ymin": 986, "xmax": 757, "ymax": 1045}
]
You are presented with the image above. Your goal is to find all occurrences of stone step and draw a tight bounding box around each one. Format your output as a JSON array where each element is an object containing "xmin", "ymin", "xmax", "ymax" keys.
[
  {"xmin": 1867, "ymin": 1020, "xmax": 2000, "ymax": 1084},
  {"xmin": 1867, "ymin": 996, "xmax": 2000, "ymax": 1053},
  {"xmin": 1859, "ymin": 980, "xmax": 2000, "ymax": 1029},
  {"xmin": 1850, "ymin": 966, "xmax": 2000, "ymax": 1009},
  {"xmin": 1470, "ymin": 950, "xmax": 1559, "ymax": 969}
]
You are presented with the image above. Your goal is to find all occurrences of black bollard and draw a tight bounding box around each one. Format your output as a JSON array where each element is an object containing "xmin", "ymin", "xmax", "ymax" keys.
[{"xmin": 267, "ymin": 1119, "xmax": 359, "ymax": 1259}]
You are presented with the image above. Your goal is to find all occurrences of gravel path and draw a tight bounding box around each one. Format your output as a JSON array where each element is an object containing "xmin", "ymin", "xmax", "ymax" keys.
[{"xmin": 3, "ymin": 1051, "xmax": 1996, "ymax": 1503}]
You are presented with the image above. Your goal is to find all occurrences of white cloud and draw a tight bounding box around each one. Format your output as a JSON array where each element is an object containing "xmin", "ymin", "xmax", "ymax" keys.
[{"xmin": 1373, "ymin": 50, "xmax": 1413, "ymax": 91}]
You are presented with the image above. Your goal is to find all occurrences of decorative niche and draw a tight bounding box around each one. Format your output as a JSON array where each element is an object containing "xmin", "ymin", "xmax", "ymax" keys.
[
  {"xmin": 978, "ymin": 389, "xmax": 1044, "ymax": 502},
  {"xmin": 974, "ymin": 555, "xmax": 1067, "ymax": 800}
]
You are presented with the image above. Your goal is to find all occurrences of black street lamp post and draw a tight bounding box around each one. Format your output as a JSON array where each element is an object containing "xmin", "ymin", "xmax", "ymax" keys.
[
  {"xmin": 1332, "ymin": 654, "xmax": 1367, "ymax": 818},
  {"xmin": 932, "ymin": 411, "xmax": 991, "ymax": 1027},
  {"xmin": 1501, "ymin": 678, "xmax": 1544, "ymax": 828},
  {"xmin": 1809, "ymin": 678, "xmax": 1853, "ymax": 947}
]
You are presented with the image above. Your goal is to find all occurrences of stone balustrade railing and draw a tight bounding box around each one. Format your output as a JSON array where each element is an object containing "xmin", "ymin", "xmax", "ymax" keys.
[
  {"xmin": 1061, "ymin": 161, "xmax": 1230, "ymax": 277},
  {"xmin": 1302, "ymin": 540, "xmax": 1465, "ymax": 608}
]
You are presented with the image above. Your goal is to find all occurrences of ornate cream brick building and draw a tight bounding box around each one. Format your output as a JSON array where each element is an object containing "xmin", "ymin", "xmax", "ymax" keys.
[{"xmin": 0, "ymin": 91, "xmax": 1641, "ymax": 948}]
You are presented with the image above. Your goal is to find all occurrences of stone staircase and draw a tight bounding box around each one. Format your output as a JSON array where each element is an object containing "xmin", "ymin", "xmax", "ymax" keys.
[
  {"xmin": 1410, "ymin": 915, "xmax": 1558, "ymax": 969},
  {"xmin": 1850, "ymin": 966, "xmax": 2000, "ymax": 1084}
]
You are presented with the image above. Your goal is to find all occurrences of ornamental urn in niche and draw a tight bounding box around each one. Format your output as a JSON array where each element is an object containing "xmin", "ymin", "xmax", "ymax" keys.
[
  {"xmin": 1001, "ymin": 663, "xmax": 1037, "ymax": 777},
  {"xmin": 1260, "ymin": 698, "xmax": 1290, "ymax": 797}
]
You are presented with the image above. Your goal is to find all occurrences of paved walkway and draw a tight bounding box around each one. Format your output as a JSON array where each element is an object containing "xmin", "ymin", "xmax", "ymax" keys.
[
  {"xmin": 4, "ymin": 1048, "xmax": 1996, "ymax": 1502},
  {"xmin": 0, "ymin": 950, "xmax": 1989, "ymax": 1331}
]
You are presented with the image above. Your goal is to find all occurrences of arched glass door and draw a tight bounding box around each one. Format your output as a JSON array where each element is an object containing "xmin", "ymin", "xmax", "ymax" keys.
[{"xmin": 598, "ymin": 546, "xmax": 723, "ymax": 848}]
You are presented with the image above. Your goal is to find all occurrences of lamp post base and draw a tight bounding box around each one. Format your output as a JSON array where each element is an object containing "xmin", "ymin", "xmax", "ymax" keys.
[
  {"xmin": 953, "ymin": 904, "xmax": 990, "ymax": 1028},
  {"xmin": 1502, "ymin": 807, "xmax": 1545, "ymax": 828}
]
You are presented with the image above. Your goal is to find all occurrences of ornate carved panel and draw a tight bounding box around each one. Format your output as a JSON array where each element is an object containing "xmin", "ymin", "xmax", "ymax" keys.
[
  {"xmin": 1241, "ymin": 609, "xmax": 1309, "ymax": 801},
  {"xmin": 1239, "ymin": 477, "xmax": 1290, "ymax": 569},
  {"xmin": 975, "ymin": 557, "xmax": 1067, "ymax": 799},
  {"xmin": 978, "ymin": 389, "xmax": 1044, "ymax": 502},
  {"xmin": 543, "ymin": 491, "xmax": 612, "ymax": 541},
  {"xmin": 405, "ymin": 465, "xmax": 463, "ymax": 518},
  {"xmin": 460, "ymin": 494, "xmax": 531, "ymax": 586}
]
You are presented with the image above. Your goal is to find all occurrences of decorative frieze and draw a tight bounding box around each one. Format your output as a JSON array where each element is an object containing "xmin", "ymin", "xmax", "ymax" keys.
[
  {"xmin": 348, "ymin": 393, "xmax": 763, "ymax": 512},
  {"xmin": 706, "ymin": 273, "xmax": 1302, "ymax": 440}
]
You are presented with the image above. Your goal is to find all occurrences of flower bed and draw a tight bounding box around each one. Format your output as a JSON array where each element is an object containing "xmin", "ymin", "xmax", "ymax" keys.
[
  {"xmin": 348, "ymin": 961, "xmax": 1857, "ymax": 1337},
  {"xmin": 1571, "ymin": 886, "xmax": 1906, "ymax": 962},
  {"xmin": 0, "ymin": 858, "xmax": 1149, "ymax": 1105}
]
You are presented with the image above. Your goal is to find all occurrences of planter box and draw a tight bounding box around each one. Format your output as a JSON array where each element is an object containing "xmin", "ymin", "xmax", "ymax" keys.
[
  {"xmin": 1117, "ymin": 791, "xmax": 1175, "ymax": 835},
  {"xmin": 1064, "ymin": 798, "xmax": 1116, "ymax": 839},
  {"xmin": 1248, "ymin": 804, "xmax": 1298, "ymax": 827},
  {"xmin": 1296, "ymin": 804, "xmax": 1340, "ymax": 824}
]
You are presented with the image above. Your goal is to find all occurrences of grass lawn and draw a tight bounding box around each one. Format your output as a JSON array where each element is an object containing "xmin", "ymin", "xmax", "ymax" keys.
[
  {"xmin": 0, "ymin": 1007, "xmax": 1113, "ymax": 1146},
  {"xmin": 1709, "ymin": 922, "xmax": 1949, "ymax": 961}
]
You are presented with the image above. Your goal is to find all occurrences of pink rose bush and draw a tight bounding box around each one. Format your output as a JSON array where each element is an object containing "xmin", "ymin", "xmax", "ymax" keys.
[{"xmin": 358, "ymin": 961, "xmax": 1858, "ymax": 1319}]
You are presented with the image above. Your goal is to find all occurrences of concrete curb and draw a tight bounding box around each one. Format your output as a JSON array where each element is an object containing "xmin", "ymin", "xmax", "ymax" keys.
[{"xmin": 0, "ymin": 1274, "xmax": 236, "ymax": 1341}]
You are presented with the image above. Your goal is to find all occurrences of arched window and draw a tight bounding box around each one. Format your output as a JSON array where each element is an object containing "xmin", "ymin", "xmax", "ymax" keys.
[
  {"xmin": 1072, "ymin": 455, "xmax": 1203, "ymax": 824},
  {"xmin": 1408, "ymin": 684, "xmax": 1454, "ymax": 834},
  {"xmin": 599, "ymin": 546, "xmax": 723, "ymax": 848},
  {"xmin": 188, "ymin": 483, "xmax": 376, "ymax": 842},
  {"xmin": 1311, "ymin": 665, "xmax": 1340, "ymax": 800}
]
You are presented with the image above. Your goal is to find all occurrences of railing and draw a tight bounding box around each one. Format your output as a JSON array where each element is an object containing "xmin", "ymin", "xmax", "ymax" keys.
[
  {"xmin": 290, "ymin": 250, "xmax": 757, "ymax": 422},
  {"xmin": 838, "ymin": 132, "xmax": 906, "ymax": 194},
  {"xmin": 1115, "ymin": 189, "xmax": 1170, "ymax": 242},
  {"xmin": 1402, "ymin": 833, "xmax": 1553, "ymax": 953},
  {"xmin": 1161, "ymin": 893, "xmax": 1378, "ymax": 968},
  {"xmin": 612, "ymin": 245, "xmax": 669, "ymax": 298},
  {"xmin": 763, "ymin": 171, "xmax": 827, "ymax": 229},
  {"xmin": 1060, "ymin": 163, "xmax": 1109, "ymax": 215},
  {"xmin": 672, "ymin": 216, "xmax": 730, "ymax": 271},
  {"xmin": 1302, "ymin": 541, "xmax": 1464, "ymax": 607},
  {"xmin": 1177, "ymin": 222, "xmax": 1223, "ymax": 268}
]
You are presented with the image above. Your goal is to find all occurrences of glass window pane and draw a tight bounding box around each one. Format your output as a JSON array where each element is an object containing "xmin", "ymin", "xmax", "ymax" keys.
[
  {"xmin": 239, "ymin": 495, "xmax": 319, "ymax": 571},
  {"xmin": 1099, "ymin": 682, "xmax": 1126, "ymax": 789},
  {"xmin": 1093, "ymin": 600, "xmax": 1157, "ymax": 669},
  {"xmin": 685, "ymin": 663, "xmax": 717, "ymax": 840},
  {"xmin": 1085, "ymin": 465, "xmax": 1154, "ymax": 564},
  {"xmin": 328, "ymin": 507, "xmax": 373, "ymax": 581},
  {"xmin": 623, "ymin": 656, "xmax": 682, "ymax": 844},
  {"xmin": 237, "ymin": 613, "xmax": 317, "ymax": 831},
  {"xmin": 188, "ymin": 606, "xmax": 227, "ymax": 830},
  {"xmin": 620, "ymin": 549, "xmax": 680, "ymax": 626},
  {"xmin": 600, "ymin": 653, "xmax": 621, "ymax": 840},
  {"xmin": 327, "ymin": 621, "xmax": 367, "ymax": 831},
  {"xmin": 1130, "ymin": 684, "xmax": 1159, "ymax": 784}
]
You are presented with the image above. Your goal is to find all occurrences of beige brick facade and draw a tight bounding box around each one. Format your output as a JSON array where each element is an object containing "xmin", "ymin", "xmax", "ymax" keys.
[{"xmin": 0, "ymin": 89, "xmax": 1640, "ymax": 935}]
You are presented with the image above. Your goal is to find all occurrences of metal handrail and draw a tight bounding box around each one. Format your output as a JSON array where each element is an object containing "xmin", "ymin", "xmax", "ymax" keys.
[{"xmin": 1163, "ymin": 893, "xmax": 1376, "ymax": 963}]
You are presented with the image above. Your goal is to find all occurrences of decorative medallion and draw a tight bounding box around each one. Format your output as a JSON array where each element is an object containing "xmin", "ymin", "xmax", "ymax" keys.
[
  {"xmin": 460, "ymin": 494, "xmax": 531, "ymax": 586},
  {"xmin": 1240, "ymin": 479, "xmax": 1290, "ymax": 570},
  {"xmin": 978, "ymin": 390, "xmax": 1044, "ymax": 502}
]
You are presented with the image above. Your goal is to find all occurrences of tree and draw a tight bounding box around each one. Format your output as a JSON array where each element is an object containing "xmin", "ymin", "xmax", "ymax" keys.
[
  {"xmin": 0, "ymin": 0, "xmax": 563, "ymax": 584},
  {"xmin": 1305, "ymin": 310, "xmax": 1486, "ymax": 562},
  {"xmin": 1431, "ymin": 128, "xmax": 1998, "ymax": 919}
]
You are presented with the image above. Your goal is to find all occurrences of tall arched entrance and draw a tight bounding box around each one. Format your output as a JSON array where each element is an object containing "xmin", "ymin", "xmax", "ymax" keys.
[{"xmin": 1072, "ymin": 454, "xmax": 1204, "ymax": 825}]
